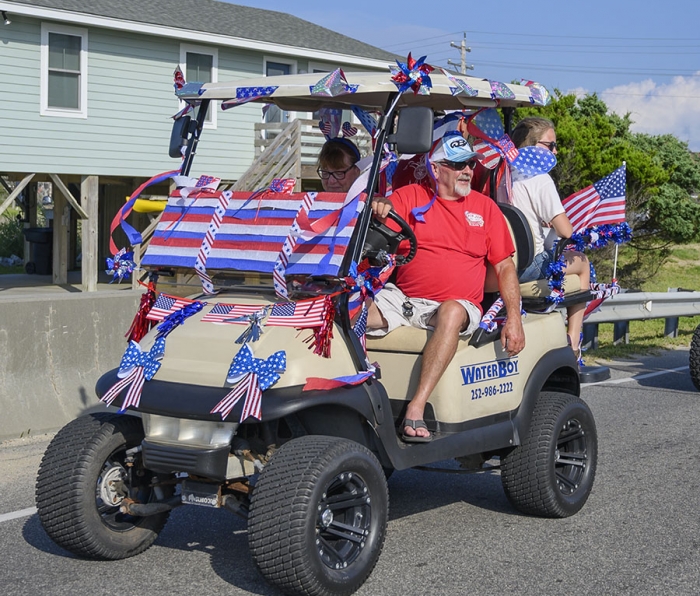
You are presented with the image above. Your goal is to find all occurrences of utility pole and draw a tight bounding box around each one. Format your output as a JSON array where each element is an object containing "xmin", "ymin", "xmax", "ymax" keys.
[{"xmin": 448, "ymin": 32, "xmax": 473, "ymax": 74}]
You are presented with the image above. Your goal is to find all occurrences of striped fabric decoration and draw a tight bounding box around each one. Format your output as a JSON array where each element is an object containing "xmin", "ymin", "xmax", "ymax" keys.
[{"xmin": 142, "ymin": 191, "xmax": 364, "ymax": 287}]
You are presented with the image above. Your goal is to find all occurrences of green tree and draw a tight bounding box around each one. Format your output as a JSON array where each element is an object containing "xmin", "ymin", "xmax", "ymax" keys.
[{"xmin": 512, "ymin": 92, "xmax": 700, "ymax": 287}]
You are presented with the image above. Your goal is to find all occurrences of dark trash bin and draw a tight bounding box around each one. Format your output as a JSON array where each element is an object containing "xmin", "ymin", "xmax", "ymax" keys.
[{"xmin": 23, "ymin": 227, "xmax": 53, "ymax": 275}]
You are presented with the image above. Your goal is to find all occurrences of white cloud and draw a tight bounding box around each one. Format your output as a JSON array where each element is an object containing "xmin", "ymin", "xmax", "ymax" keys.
[{"xmin": 599, "ymin": 74, "xmax": 700, "ymax": 151}]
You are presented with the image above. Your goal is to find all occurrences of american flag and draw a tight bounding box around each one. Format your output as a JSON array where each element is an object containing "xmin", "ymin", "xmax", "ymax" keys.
[
  {"xmin": 496, "ymin": 134, "xmax": 519, "ymax": 162},
  {"xmin": 562, "ymin": 165, "xmax": 627, "ymax": 232},
  {"xmin": 267, "ymin": 299, "xmax": 327, "ymax": 328},
  {"xmin": 201, "ymin": 303, "xmax": 267, "ymax": 324},
  {"xmin": 201, "ymin": 299, "xmax": 326, "ymax": 328},
  {"xmin": 353, "ymin": 305, "xmax": 368, "ymax": 350},
  {"xmin": 146, "ymin": 293, "xmax": 200, "ymax": 321}
]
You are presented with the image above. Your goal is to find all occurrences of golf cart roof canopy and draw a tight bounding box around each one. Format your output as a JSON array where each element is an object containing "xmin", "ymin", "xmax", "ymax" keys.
[{"xmin": 177, "ymin": 69, "xmax": 549, "ymax": 112}]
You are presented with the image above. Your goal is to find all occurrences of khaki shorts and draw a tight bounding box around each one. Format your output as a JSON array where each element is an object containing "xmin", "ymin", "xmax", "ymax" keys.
[{"xmin": 367, "ymin": 283, "xmax": 481, "ymax": 338}]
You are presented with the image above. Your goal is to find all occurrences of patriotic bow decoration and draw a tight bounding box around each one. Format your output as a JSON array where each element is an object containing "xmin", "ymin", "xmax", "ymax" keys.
[
  {"xmin": 211, "ymin": 344, "xmax": 287, "ymax": 421},
  {"xmin": 310, "ymin": 68, "xmax": 358, "ymax": 97},
  {"xmin": 390, "ymin": 53, "xmax": 434, "ymax": 95},
  {"xmin": 105, "ymin": 248, "xmax": 136, "ymax": 283},
  {"xmin": 101, "ymin": 337, "xmax": 166, "ymax": 411}
]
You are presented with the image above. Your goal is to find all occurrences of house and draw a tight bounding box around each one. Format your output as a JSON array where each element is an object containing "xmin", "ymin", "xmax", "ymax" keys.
[{"xmin": 0, "ymin": 0, "xmax": 396, "ymax": 289}]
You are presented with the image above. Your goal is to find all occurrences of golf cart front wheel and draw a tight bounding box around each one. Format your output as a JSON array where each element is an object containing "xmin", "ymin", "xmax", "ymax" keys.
[
  {"xmin": 35, "ymin": 413, "xmax": 172, "ymax": 560},
  {"xmin": 248, "ymin": 436, "xmax": 389, "ymax": 596}
]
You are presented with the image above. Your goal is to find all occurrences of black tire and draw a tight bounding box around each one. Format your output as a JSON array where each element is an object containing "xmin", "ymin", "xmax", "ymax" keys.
[
  {"xmin": 25, "ymin": 261, "xmax": 36, "ymax": 274},
  {"xmin": 501, "ymin": 392, "xmax": 597, "ymax": 518},
  {"xmin": 690, "ymin": 323, "xmax": 700, "ymax": 391},
  {"xmin": 35, "ymin": 413, "xmax": 171, "ymax": 560},
  {"xmin": 248, "ymin": 436, "xmax": 388, "ymax": 596}
]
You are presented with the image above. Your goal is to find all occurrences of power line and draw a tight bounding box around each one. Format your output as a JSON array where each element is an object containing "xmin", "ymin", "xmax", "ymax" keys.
[{"xmin": 462, "ymin": 29, "xmax": 700, "ymax": 42}]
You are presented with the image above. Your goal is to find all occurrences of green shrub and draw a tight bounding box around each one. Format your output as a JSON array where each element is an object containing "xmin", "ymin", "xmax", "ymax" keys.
[{"xmin": 0, "ymin": 207, "xmax": 24, "ymax": 259}]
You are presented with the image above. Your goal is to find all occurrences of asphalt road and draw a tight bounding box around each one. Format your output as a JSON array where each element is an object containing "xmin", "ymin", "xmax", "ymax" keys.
[{"xmin": 2, "ymin": 348, "xmax": 699, "ymax": 596}]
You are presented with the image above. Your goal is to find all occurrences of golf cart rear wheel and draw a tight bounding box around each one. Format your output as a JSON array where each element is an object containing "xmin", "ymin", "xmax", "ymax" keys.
[
  {"xmin": 35, "ymin": 413, "xmax": 171, "ymax": 560},
  {"xmin": 500, "ymin": 392, "xmax": 597, "ymax": 518},
  {"xmin": 248, "ymin": 436, "xmax": 388, "ymax": 596},
  {"xmin": 690, "ymin": 323, "xmax": 700, "ymax": 391}
]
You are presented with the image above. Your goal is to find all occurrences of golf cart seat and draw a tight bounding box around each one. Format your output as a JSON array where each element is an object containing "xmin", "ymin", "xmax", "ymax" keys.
[{"xmin": 366, "ymin": 202, "xmax": 589, "ymax": 354}]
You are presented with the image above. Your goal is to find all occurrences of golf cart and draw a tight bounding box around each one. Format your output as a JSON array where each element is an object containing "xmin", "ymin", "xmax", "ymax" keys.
[{"xmin": 36, "ymin": 66, "xmax": 597, "ymax": 596}]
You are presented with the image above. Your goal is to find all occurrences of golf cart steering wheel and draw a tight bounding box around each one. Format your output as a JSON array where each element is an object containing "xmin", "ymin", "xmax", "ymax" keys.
[{"xmin": 364, "ymin": 209, "xmax": 417, "ymax": 266}]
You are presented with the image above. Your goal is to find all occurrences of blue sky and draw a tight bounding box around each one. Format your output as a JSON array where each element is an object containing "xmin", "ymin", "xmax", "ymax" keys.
[{"xmin": 225, "ymin": 0, "xmax": 700, "ymax": 150}]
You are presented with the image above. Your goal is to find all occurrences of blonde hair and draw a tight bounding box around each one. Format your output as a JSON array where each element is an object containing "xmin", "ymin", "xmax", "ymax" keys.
[{"xmin": 511, "ymin": 117, "xmax": 555, "ymax": 148}]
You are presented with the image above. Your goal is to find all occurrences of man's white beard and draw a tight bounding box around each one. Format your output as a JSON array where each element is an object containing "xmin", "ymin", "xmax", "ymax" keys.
[{"xmin": 454, "ymin": 180, "xmax": 471, "ymax": 196}]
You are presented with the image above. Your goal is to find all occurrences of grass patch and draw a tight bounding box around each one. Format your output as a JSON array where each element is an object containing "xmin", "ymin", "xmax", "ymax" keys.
[
  {"xmin": 0, "ymin": 265, "xmax": 24, "ymax": 274},
  {"xmin": 585, "ymin": 243, "xmax": 700, "ymax": 360}
]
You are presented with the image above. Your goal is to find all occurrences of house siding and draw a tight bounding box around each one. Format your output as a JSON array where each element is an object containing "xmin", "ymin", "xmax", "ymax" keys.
[{"xmin": 0, "ymin": 15, "xmax": 267, "ymax": 180}]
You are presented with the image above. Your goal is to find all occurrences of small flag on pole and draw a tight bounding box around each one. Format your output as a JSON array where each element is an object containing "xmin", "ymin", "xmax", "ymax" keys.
[{"xmin": 562, "ymin": 164, "xmax": 627, "ymax": 232}]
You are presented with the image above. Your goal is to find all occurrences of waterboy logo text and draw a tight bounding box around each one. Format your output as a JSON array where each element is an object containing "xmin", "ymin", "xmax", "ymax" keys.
[{"xmin": 460, "ymin": 358, "xmax": 519, "ymax": 385}]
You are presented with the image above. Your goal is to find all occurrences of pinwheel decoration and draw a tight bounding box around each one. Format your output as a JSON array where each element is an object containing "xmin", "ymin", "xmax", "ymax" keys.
[
  {"xmin": 105, "ymin": 248, "xmax": 136, "ymax": 283},
  {"xmin": 390, "ymin": 53, "xmax": 434, "ymax": 95},
  {"xmin": 210, "ymin": 344, "xmax": 287, "ymax": 421},
  {"xmin": 520, "ymin": 79, "xmax": 551, "ymax": 106},
  {"xmin": 310, "ymin": 68, "xmax": 358, "ymax": 97}
]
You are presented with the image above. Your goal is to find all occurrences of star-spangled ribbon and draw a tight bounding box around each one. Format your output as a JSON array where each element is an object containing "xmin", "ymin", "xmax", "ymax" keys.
[
  {"xmin": 390, "ymin": 53, "xmax": 434, "ymax": 95},
  {"xmin": 210, "ymin": 344, "xmax": 287, "ymax": 421},
  {"xmin": 100, "ymin": 337, "xmax": 166, "ymax": 411}
]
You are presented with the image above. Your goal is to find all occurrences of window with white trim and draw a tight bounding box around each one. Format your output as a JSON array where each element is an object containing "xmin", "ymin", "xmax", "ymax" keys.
[
  {"xmin": 263, "ymin": 57, "xmax": 296, "ymax": 127},
  {"xmin": 40, "ymin": 23, "xmax": 88, "ymax": 118},
  {"xmin": 180, "ymin": 44, "xmax": 218, "ymax": 128}
]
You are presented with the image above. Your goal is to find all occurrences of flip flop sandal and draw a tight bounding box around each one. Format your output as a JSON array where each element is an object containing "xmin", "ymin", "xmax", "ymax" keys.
[{"xmin": 401, "ymin": 418, "xmax": 432, "ymax": 443}]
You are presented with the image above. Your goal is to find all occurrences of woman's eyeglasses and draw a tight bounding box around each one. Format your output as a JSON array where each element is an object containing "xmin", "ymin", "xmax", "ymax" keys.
[
  {"xmin": 537, "ymin": 141, "xmax": 558, "ymax": 151},
  {"xmin": 317, "ymin": 165, "xmax": 355, "ymax": 180},
  {"xmin": 437, "ymin": 159, "xmax": 478, "ymax": 171}
]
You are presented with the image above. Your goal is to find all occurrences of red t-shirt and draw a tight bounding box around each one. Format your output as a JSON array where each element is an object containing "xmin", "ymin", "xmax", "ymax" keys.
[{"xmin": 390, "ymin": 184, "xmax": 515, "ymax": 310}]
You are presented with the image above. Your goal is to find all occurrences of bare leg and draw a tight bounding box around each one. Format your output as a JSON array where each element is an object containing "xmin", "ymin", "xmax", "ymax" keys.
[
  {"xmin": 563, "ymin": 250, "xmax": 590, "ymax": 351},
  {"xmin": 365, "ymin": 300, "xmax": 387, "ymax": 330},
  {"xmin": 403, "ymin": 301, "xmax": 469, "ymax": 438}
]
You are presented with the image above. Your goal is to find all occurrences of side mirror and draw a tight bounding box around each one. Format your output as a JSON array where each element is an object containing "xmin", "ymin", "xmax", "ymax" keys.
[
  {"xmin": 389, "ymin": 107, "xmax": 434, "ymax": 154},
  {"xmin": 169, "ymin": 115, "xmax": 191, "ymax": 158}
]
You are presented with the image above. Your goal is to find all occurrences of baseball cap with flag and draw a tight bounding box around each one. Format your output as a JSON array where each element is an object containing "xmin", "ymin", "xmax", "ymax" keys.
[{"xmin": 429, "ymin": 131, "xmax": 483, "ymax": 164}]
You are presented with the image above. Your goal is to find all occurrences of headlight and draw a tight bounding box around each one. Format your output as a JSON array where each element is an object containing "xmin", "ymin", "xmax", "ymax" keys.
[{"xmin": 142, "ymin": 414, "xmax": 237, "ymax": 448}]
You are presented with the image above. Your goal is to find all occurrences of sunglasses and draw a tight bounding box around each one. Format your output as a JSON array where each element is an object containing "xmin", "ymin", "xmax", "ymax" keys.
[
  {"xmin": 537, "ymin": 141, "xmax": 558, "ymax": 151},
  {"xmin": 317, "ymin": 165, "xmax": 355, "ymax": 180},
  {"xmin": 437, "ymin": 159, "xmax": 478, "ymax": 171}
]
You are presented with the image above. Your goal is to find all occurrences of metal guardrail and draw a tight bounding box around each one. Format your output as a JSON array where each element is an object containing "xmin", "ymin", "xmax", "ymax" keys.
[
  {"xmin": 582, "ymin": 289, "xmax": 700, "ymax": 348},
  {"xmin": 585, "ymin": 290, "xmax": 700, "ymax": 323}
]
